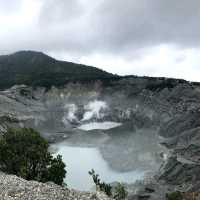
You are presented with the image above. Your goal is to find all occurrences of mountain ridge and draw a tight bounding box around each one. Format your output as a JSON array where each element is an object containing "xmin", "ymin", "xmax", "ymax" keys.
[
  {"xmin": 0, "ymin": 51, "xmax": 199, "ymax": 90},
  {"xmin": 0, "ymin": 51, "xmax": 115, "ymax": 89}
]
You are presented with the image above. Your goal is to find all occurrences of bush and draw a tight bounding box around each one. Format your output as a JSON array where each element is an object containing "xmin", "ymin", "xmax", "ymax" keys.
[
  {"xmin": 89, "ymin": 169, "xmax": 112, "ymax": 196},
  {"xmin": 166, "ymin": 191, "xmax": 183, "ymax": 200},
  {"xmin": 89, "ymin": 169, "xmax": 127, "ymax": 199},
  {"xmin": 0, "ymin": 128, "xmax": 66, "ymax": 185},
  {"xmin": 113, "ymin": 183, "xmax": 128, "ymax": 200}
]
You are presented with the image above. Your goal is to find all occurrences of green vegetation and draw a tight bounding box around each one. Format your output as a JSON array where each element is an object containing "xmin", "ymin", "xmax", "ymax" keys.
[
  {"xmin": 89, "ymin": 169, "xmax": 127, "ymax": 199},
  {"xmin": 145, "ymin": 78, "xmax": 187, "ymax": 92},
  {"xmin": 0, "ymin": 128, "xmax": 66, "ymax": 185},
  {"xmin": 113, "ymin": 183, "xmax": 128, "ymax": 200},
  {"xmin": 0, "ymin": 51, "xmax": 115, "ymax": 89},
  {"xmin": 166, "ymin": 191, "xmax": 183, "ymax": 200},
  {"xmin": 89, "ymin": 169, "xmax": 112, "ymax": 196}
]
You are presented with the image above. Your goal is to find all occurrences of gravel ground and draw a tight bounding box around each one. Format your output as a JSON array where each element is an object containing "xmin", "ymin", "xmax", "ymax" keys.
[{"xmin": 0, "ymin": 173, "xmax": 111, "ymax": 200}]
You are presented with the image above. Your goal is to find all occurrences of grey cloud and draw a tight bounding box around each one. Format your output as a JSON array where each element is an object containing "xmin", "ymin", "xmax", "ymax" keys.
[
  {"xmin": 90, "ymin": 0, "xmax": 200, "ymax": 51},
  {"xmin": 34, "ymin": 0, "xmax": 200, "ymax": 55},
  {"xmin": 1, "ymin": 0, "xmax": 200, "ymax": 56},
  {"xmin": 39, "ymin": 0, "xmax": 84, "ymax": 26}
]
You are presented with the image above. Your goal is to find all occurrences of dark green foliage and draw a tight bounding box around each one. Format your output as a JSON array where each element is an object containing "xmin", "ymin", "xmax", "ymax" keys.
[
  {"xmin": 193, "ymin": 81, "xmax": 200, "ymax": 86},
  {"xmin": 46, "ymin": 155, "xmax": 66, "ymax": 185},
  {"xmin": 88, "ymin": 170, "xmax": 127, "ymax": 199},
  {"xmin": 146, "ymin": 82, "xmax": 174, "ymax": 91},
  {"xmin": 89, "ymin": 169, "xmax": 101, "ymax": 187},
  {"xmin": 146, "ymin": 77, "xmax": 187, "ymax": 92},
  {"xmin": 0, "ymin": 128, "xmax": 66, "ymax": 185},
  {"xmin": 99, "ymin": 182, "xmax": 112, "ymax": 197},
  {"xmin": 166, "ymin": 191, "xmax": 183, "ymax": 200},
  {"xmin": 0, "ymin": 51, "xmax": 115, "ymax": 89},
  {"xmin": 113, "ymin": 183, "xmax": 127, "ymax": 200},
  {"xmin": 89, "ymin": 169, "xmax": 112, "ymax": 196}
]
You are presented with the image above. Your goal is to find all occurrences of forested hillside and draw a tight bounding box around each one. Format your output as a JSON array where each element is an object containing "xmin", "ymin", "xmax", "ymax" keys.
[{"xmin": 0, "ymin": 51, "xmax": 115, "ymax": 89}]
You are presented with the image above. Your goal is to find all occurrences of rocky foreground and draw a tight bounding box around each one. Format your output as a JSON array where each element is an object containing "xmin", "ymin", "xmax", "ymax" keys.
[{"xmin": 0, "ymin": 173, "xmax": 110, "ymax": 200}]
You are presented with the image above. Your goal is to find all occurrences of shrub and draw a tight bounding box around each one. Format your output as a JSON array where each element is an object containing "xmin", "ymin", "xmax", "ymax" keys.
[
  {"xmin": 113, "ymin": 183, "xmax": 128, "ymax": 200},
  {"xmin": 166, "ymin": 191, "xmax": 183, "ymax": 200},
  {"xmin": 89, "ymin": 169, "xmax": 112, "ymax": 196},
  {"xmin": 89, "ymin": 169, "xmax": 128, "ymax": 199},
  {"xmin": 0, "ymin": 128, "xmax": 66, "ymax": 185}
]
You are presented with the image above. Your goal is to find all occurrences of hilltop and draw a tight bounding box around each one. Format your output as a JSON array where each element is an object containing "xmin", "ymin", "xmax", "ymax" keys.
[{"xmin": 0, "ymin": 51, "xmax": 115, "ymax": 89}]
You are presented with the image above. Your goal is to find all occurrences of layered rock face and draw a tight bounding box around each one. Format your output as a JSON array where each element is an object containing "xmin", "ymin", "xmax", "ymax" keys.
[
  {"xmin": 2, "ymin": 77, "xmax": 198, "ymax": 133},
  {"xmin": 0, "ymin": 76, "xmax": 200, "ymax": 198}
]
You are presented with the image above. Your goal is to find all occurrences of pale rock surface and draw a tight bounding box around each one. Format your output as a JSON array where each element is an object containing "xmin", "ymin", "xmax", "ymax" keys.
[{"xmin": 0, "ymin": 173, "xmax": 112, "ymax": 200}]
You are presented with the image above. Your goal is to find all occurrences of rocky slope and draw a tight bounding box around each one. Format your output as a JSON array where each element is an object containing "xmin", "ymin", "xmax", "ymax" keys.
[{"xmin": 0, "ymin": 172, "xmax": 110, "ymax": 200}]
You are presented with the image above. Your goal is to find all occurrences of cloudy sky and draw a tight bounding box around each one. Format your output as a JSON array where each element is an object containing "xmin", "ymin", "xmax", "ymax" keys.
[{"xmin": 0, "ymin": 0, "xmax": 200, "ymax": 81}]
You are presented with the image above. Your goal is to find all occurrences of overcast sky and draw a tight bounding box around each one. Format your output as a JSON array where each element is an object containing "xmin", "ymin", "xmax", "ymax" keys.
[{"xmin": 0, "ymin": 0, "xmax": 200, "ymax": 81}]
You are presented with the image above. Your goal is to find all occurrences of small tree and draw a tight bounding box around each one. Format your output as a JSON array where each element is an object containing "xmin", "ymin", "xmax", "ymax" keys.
[
  {"xmin": 166, "ymin": 191, "xmax": 183, "ymax": 200},
  {"xmin": 0, "ymin": 128, "xmax": 66, "ymax": 185},
  {"xmin": 89, "ymin": 170, "xmax": 127, "ymax": 199},
  {"xmin": 89, "ymin": 169, "xmax": 112, "ymax": 196},
  {"xmin": 89, "ymin": 169, "xmax": 101, "ymax": 190},
  {"xmin": 113, "ymin": 183, "xmax": 128, "ymax": 200}
]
